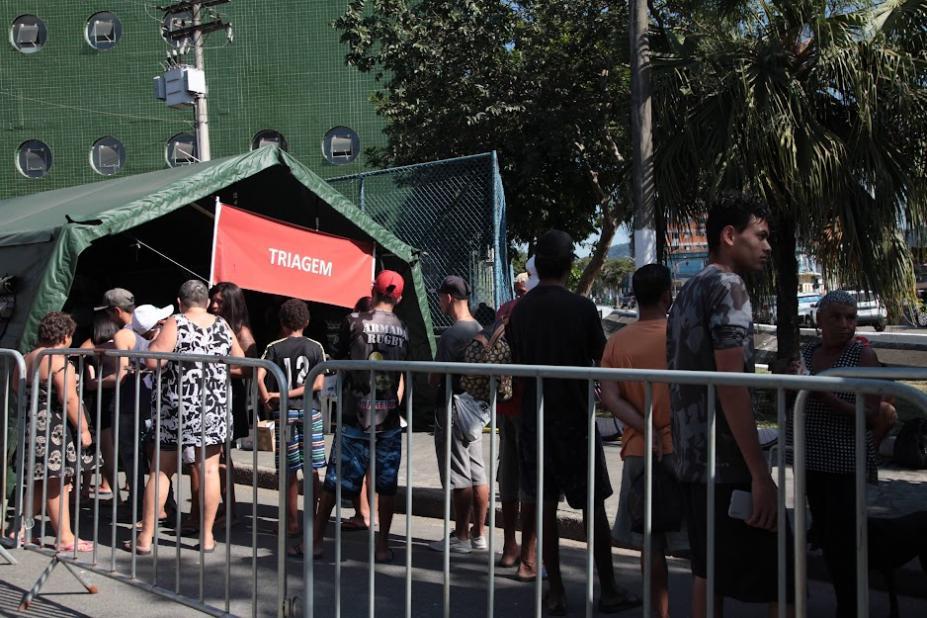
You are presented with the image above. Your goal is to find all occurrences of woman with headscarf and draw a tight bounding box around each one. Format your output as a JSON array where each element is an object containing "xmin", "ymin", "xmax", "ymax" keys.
[{"xmin": 789, "ymin": 290, "xmax": 896, "ymax": 616}]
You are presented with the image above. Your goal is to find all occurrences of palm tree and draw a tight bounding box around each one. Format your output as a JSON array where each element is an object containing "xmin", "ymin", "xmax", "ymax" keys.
[{"xmin": 650, "ymin": 0, "xmax": 927, "ymax": 361}]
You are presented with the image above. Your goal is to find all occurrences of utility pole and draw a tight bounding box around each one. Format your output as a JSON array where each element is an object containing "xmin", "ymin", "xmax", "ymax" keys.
[
  {"xmin": 156, "ymin": 0, "xmax": 231, "ymax": 163},
  {"xmin": 630, "ymin": 0, "xmax": 656, "ymax": 267},
  {"xmin": 191, "ymin": 2, "xmax": 211, "ymax": 161}
]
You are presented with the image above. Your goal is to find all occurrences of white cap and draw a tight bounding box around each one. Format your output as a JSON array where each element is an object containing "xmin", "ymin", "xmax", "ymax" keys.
[
  {"xmin": 526, "ymin": 256, "xmax": 539, "ymax": 291},
  {"xmin": 131, "ymin": 304, "xmax": 174, "ymax": 335}
]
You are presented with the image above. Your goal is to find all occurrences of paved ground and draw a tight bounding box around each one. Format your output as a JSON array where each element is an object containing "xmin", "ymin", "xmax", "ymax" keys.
[
  {"xmin": 2, "ymin": 434, "xmax": 925, "ymax": 617},
  {"xmin": 3, "ymin": 485, "xmax": 926, "ymax": 618},
  {"xmin": 231, "ymin": 433, "xmax": 927, "ymax": 532}
]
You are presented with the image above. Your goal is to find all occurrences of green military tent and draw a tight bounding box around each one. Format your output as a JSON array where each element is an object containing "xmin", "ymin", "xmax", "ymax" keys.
[{"xmin": 0, "ymin": 146, "xmax": 435, "ymax": 359}]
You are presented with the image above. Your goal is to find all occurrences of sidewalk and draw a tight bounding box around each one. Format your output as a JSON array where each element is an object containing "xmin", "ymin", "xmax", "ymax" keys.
[{"xmin": 230, "ymin": 431, "xmax": 927, "ymax": 541}]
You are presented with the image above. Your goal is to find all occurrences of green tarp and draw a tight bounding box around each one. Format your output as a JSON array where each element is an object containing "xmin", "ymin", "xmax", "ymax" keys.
[{"xmin": 0, "ymin": 146, "xmax": 435, "ymax": 358}]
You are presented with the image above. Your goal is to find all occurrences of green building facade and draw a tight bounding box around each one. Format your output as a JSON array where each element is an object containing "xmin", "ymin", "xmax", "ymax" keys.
[{"xmin": 1, "ymin": 1, "xmax": 384, "ymax": 199}]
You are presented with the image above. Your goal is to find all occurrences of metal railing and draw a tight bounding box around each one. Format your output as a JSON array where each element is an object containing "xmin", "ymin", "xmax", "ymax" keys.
[
  {"xmin": 1, "ymin": 348, "xmax": 26, "ymax": 565},
  {"xmin": 6, "ymin": 348, "xmax": 925, "ymax": 617},
  {"xmin": 11, "ymin": 347, "xmax": 292, "ymax": 617},
  {"xmin": 300, "ymin": 359, "xmax": 927, "ymax": 618}
]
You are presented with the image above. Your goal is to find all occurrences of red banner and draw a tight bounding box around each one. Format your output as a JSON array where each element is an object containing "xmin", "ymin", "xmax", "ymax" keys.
[{"xmin": 209, "ymin": 204, "xmax": 375, "ymax": 308}]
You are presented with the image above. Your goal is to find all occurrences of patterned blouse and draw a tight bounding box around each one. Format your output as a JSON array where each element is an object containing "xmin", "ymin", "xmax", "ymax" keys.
[{"xmin": 789, "ymin": 340, "xmax": 878, "ymax": 482}]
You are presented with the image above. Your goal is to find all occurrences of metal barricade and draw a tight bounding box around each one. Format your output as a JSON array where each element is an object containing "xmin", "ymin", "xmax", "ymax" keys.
[
  {"xmin": 300, "ymin": 359, "xmax": 927, "ymax": 618},
  {"xmin": 1, "ymin": 347, "xmax": 26, "ymax": 565},
  {"xmin": 12, "ymin": 347, "xmax": 292, "ymax": 617}
]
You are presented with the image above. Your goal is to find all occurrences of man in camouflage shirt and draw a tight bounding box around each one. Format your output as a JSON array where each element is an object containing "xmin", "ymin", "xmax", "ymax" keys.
[{"xmin": 667, "ymin": 193, "xmax": 792, "ymax": 615}]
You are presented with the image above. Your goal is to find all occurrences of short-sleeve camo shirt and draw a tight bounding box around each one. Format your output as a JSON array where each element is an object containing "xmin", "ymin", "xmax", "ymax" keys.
[{"xmin": 667, "ymin": 264, "xmax": 755, "ymax": 484}]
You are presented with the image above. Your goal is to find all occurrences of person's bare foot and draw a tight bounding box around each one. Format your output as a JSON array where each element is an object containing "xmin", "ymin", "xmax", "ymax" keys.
[
  {"xmin": 499, "ymin": 542, "xmax": 520, "ymax": 567},
  {"xmin": 516, "ymin": 562, "xmax": 537, "ymax": 581}
]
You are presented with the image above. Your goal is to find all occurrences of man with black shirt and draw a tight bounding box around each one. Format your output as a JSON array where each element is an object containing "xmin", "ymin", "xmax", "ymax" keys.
[
  {"xmin": 312, "ymin": 271, "xmax": 409, "ymax": 563},
  {"xmin": 507, "ymin": 230, "xmax": 640, "ymax": 614}
]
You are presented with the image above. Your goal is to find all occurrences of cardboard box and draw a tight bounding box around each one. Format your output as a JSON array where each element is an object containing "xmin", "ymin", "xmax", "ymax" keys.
[{"xmin": 255, "ymin": 420, "xmax": 276, "ymax": 453}]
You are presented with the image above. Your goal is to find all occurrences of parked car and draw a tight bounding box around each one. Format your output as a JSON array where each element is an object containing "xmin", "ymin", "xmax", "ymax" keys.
[
  {"xmin": 798, "ymin": 293, "xmax": 822, "ymax": 326},
  {"xmin": 809, "ymin": 290, "xmax": 887, "ymax": 331}
]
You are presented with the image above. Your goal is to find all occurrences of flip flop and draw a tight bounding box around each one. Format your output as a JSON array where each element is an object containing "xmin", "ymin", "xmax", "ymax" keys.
[
  {"xmin": 193, "ymin": 543, "xmax": 216, "ymax": 554},
  {"xmin": 287, "ymin": 546, "xmax": 304, "ymax": 559},
  {"xmin": 374, "ymin": 549, "xmax": 394, "ymax": 564},
  {"xmin": 497, "ymin": 555, "xmax": 520, "ymax": 568},
  {"xmin": 340, "ymin": 518, "xmax": 368, "ymax": 532},
  {"xmin": 122, "ymin": 539, "xmax": 152, "ymax": 555},
  {"xmin": 58, "ymin": 538, "xmax": 94, "ymax": 553},
  {"xmin": 598, "ymin": 589, "xmax": 643, "ymax": 614}
]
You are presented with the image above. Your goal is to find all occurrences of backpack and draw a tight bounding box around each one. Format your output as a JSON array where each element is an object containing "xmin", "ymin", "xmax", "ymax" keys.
[
  {"xmin": 460, "ymin": 321, "xmax": 513, "ymax": 402},
  {"xmin": 894, "ymin": 418, "xmax": 927, "ymax": 469}
]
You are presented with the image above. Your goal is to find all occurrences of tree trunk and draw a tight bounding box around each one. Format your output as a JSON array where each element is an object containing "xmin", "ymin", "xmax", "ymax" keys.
[
  {"xmin": 575, "ymin": 206, "xmax": 619, "ymax": 296},
  {"xmin": 773, "ymin": 212, "xmax": 800, "ymax": 362},
  {"xmin": 630, "ymin": 0, "xmax": 656, "ymax": 267}
]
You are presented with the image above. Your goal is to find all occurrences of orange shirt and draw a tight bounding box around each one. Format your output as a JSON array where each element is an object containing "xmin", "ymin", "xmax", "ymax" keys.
[{"xmin": 601, "ymin": 319, "xmax": 674, "ymax": 459}]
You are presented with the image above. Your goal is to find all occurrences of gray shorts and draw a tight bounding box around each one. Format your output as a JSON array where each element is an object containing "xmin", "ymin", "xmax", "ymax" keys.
[
  {"xmin": 434, "ymin": 426, "xmax": 487, "ymax": 490},
  {"xmin": 612, "ymin": 454, "xmax": 689, "ymax": 554},
  {"xmin": 497, "ymin": 415, "xmax": 522, "ymax": 502}
]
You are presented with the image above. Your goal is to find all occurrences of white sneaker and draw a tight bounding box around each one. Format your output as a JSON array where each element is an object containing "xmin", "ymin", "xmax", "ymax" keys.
[
  {"xmin": 428, "ymin": 533, "xmax": 472, "ymax": 554},
  {"xmin": 470, "ymin": 535, "xmax": 488, "ymax": 551}
]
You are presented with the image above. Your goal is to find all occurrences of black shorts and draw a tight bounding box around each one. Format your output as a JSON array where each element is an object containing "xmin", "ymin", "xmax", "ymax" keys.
[
  {"xmin": 519, "ymin": 418, "xmax": 612, "ymax": 509},
  {"xmin": 682, "ymin": 482, "xmax": 794, "ymax": 604}
]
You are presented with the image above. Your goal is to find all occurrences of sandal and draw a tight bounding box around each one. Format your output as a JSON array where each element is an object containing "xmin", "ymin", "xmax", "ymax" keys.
[
  {"xmin": 58, "ymin": 538, "xmax": 94, "ymax": 553},
  {"xmin": 598, "ymin": 588, "xmax": 642, "ymax": 614},
  {"xmin": 122, "ymin": 539, "xmax": 153, "ymax": 555},
  {"xmin": 340, "ymin": 517, "xmax": 368, "ymax": 532}
]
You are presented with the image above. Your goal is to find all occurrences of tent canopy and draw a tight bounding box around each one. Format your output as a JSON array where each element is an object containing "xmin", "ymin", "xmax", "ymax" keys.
[{"xmin": 0, "ymin": 146, "xmax": 435, "ymax": 358}]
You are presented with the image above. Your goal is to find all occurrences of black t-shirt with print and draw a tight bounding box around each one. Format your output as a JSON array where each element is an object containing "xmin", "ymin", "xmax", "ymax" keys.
[
  {"xmin": 335, "ymin": 309, "xmax": 410, "ymax": 429},
  {"xmin": 260, "ymin": 336, "xmax": 326, "ymax": 411}
]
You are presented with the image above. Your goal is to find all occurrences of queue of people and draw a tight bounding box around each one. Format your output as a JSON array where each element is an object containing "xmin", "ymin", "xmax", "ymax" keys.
[{"xmin": 11, "ymin": 192, "xmax": 899, "ymax": 617}]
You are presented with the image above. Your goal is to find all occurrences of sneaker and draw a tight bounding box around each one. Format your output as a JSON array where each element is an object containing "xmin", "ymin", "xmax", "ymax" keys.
[
  {"xmin": 428, "ymin": 533, "xmax": 472, "ymax": 554},
  {"xmin": 470, "ymin": 535, "xmax": 488, "ymax": 551}
]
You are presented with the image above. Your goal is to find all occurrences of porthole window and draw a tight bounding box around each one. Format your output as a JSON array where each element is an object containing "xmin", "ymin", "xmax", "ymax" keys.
[
  {"xmin": 86, "ymin": 12, "xmax": 122, "ymax": 51},
  {"xmin": 10, "ymin": 15, "xmax": 47, "ymax": 54},
  {"xmin": 16, "ymin": 140, "xmax": 52, "ymax": 178},
  {"xmin": 90, "ymin": 136, "xmax": 126, "ymax": 176},
  {"xmin": 165, "ymin": 133, "xmax": 198, "ymax": 167},
  {"xmin": 162, "ymin": 11, "xmax": 192, "ymax": 49},
  {"xmin": 322, "ymin": 127, "xmax": 360, "ymax": 165},
  {"xmin": 251, "ymin": 129, "xmax": 288, "ymax": 151}
]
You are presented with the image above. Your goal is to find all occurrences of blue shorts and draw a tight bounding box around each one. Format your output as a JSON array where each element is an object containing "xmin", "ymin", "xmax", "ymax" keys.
[{"xmin": 323, "ymin": 425, "xmax": 402, "ymax": 497}]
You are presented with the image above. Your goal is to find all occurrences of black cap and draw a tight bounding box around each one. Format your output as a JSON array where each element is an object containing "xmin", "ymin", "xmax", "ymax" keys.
[
  {"xmin": 437, "ymin": 275, "xmax": 471, "ymax": 300},
  {"xmin": 534, "ymin": 229, "xmax": 575, "ymax": 260}
]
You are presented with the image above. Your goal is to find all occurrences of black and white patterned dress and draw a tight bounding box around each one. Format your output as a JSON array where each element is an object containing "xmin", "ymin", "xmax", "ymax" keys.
[
  {"xmin": 791, "ymin": 340, "xmax": 878, "ymax": 482},
  {"xmin": 159, "ymin": 314, "xmax": 233, "ymax": 448},
  {"xmin": 25, "ymin": 363, "xmax": 95, "ymax": 481}
]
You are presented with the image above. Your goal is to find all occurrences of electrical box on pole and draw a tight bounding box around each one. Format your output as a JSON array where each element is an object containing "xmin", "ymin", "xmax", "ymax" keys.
[
  {"xmin": 154, "ymin": 0, "xmax": 231, "ymax": 162},
  {"xmin": 153, "ymin": 66, "xmax": 206, "ymax": 109}
]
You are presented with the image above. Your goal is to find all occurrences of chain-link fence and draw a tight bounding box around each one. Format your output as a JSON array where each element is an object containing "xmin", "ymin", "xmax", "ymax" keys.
[{"xmin": 329, "ymin": 152, "xmax": 512, "ymax": 330}]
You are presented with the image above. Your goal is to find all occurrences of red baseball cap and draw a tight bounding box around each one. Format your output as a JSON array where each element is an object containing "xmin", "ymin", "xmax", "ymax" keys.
[{"xmin": 373, "ymin": 270, "xmax": 404, "ymax": 298}]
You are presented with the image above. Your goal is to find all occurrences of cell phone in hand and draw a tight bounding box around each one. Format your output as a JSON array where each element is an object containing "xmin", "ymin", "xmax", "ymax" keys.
[{"xmin": 728, "ymin": 489, "xmax": 753, "ymax": 521}]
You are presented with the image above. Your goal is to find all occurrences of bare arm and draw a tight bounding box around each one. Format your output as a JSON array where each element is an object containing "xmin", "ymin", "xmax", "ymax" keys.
[
  {"xmin": 600, "ymin": 380, "xmax": 645, "ymax": 433},
  {"xmin": 145, "ymin": 317, "xmax": 178, "ymax": 368},
  {"xmin": 51, "ymin": 357, "xmax": 91, "ymax": 446},
  {"xmin": 714, "ymin": 347, "xmax": 777, "ymax": 530},
  {"xmin": 397, "ymin": 373, "xmax": 405, "ymax": 403},
  {"xmin": 815, "ymin": 346, "xmax": 881, "ymax": 416},
  {"xmin": 227, "ymin": 328, "xmax": 246, "ymax": 378}
]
